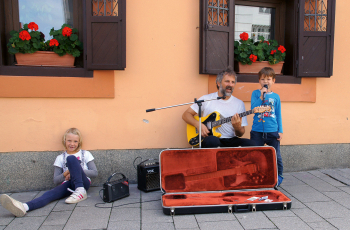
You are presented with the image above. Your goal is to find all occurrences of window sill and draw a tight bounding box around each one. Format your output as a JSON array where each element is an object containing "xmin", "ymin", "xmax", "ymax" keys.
[
  {"xmin": 0, "ymin": 65, "xmax": 93, "ymax": 78},
  {"xmin": 236, "ymin": 74, "xmax": 302, "ymax": 84},
  {"xmin": 209, "ymin": 75, "xmax": 316, "ymax": 102},
  {"xmin": 0, "ymin": 70, "xmax": 114, "ymax": 98}
]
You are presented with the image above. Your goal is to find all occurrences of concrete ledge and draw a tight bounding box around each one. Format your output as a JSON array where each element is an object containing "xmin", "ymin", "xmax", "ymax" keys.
[{"xmin": 0, "ymin": 144, "xmax": 349, "ymax": 193}]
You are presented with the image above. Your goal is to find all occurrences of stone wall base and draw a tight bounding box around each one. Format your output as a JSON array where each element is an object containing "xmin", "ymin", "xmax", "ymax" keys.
[{"xmin": 1, "ymin": 144, "xmax": 349, "ymax": 193}]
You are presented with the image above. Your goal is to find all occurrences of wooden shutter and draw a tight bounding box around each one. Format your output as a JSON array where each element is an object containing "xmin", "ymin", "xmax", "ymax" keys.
[
  {"xmin": 298, "ymin": 0, "xmax": 335, "ymax": 77},
  {"xmin": 200, "ymin": 0, "xmax": 235, "ymax": 74},
  {"xmin": 86, "ymin": 0, "xmax": 126, "ymax": 70}
]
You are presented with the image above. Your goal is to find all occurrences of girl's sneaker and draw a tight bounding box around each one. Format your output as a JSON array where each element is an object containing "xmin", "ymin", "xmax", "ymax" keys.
[
  {"xmin": 0, "ymin": 194, "xmax": 26, "ymax": 217},
  {"xmin": 65, "ymin": 188, "xmax": 87, "ymax": 204}
]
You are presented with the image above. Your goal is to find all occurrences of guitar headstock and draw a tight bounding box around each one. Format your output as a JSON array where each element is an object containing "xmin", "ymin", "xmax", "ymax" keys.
[{"xmin": 253, "ymin": 106, "xmax": 271, "ymax": 113}]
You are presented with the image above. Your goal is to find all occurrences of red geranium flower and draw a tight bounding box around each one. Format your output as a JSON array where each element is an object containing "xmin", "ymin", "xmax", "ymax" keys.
[
  {"xmin": 49, "ymin": 39, "xmax": 59, "ymax": 47},
  {"xmin": 278, "ymin": 45, "xmax": 286, "ymax": 53},
  {"xmin": 240, "ymin": 32, "xmax": 249, "ymax": 41},
  {"xmin": 264, "ymin": 41, "xmax": 270, "ymax": 45},
  {"xmin": 270, "ymin": 50, "xmax": 276, "ymax": 55},
  {"xmin": 19, "ymin": 30, "xmax": 31, "ymax": 41},
  {"xmin": 28, "ymin": 22, "xmax": 39, "ymax": 31},
  {"xmin": 249, "ymin": 54, "xmax": 257, "ymax": 62},
  {"xmin": 62, "ymin": 27, "xmax": 72, "ymax": 37}
]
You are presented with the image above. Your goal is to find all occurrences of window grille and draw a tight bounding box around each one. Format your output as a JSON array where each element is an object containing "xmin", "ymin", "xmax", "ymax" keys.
[
  {"xmin": 251, "ymin": 25, "xmax": 271, "ymax": 42},
  {"xmin": 304, "ymin": 0, "xmax": 327, "ymax": 31},
  {"xmin": 208, "ymin": 0, "xmax": 229, "ymax": 26},
  {"xmin": 92, "ymin": 0, "xmax": 118, "ymax": 16}
]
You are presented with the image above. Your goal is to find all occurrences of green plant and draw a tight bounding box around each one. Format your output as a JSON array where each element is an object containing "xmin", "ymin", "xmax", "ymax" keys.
[
  {"xmin": 7, "ymin": 22, "xmax": 83, "ymax": 57},
  {"xmin": 45, "ymin": 24, "xmax": 83, "ymax": 57},
  {"xmin": 234, "ymin": 32, "xmax": 286, "ymax": 65}
]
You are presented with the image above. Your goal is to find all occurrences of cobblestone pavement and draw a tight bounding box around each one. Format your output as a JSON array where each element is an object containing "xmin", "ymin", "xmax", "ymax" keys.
[{"xmin": 1, "ymin": 168, "xmax": 350, "ymax": 230}]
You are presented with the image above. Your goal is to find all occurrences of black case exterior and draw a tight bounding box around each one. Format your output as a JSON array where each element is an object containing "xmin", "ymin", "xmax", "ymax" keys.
[
  {"xmin": 162, "ymin": 200, "xmax": 292, "ymax": 215},
  {"xmin": 160, "ymin": 147, "xmax": 292, "ymax": 215}
]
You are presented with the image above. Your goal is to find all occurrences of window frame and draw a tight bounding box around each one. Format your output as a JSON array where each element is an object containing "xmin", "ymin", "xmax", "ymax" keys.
[
  {"xmin": 200, "ymin": 0, "xmax": 336, "ymax": 83},
  {"xmin": 234, "ymin": 0, "xmax": 300, "ymax": 84},
  {"xmin": 0, "ymin": 0, "xmax": 92, "ymax": 77}
]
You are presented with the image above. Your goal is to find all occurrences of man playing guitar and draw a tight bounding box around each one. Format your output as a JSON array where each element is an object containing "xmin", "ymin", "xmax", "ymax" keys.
[{"xmin": 182, "ymin": 68, "xmax": 256, "ymax": 148}]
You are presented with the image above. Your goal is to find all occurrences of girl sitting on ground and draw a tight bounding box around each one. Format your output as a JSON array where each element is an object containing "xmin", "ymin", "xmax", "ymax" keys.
[{"xmin": 0, "ymin": 127, "xmax": 98, "ymax": 217}]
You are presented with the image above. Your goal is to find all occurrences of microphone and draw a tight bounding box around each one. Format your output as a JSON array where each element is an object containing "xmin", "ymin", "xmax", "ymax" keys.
[{"xmin": 263, "ymin": 84, "xmax": 268, "ymax": 99}]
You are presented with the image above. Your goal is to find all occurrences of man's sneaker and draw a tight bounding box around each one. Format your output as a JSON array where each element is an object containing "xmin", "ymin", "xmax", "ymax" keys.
[
  {"xmin": 65, "ymin": 188, "xmax": 87, "ymax": 204},
  {"xmin": 0, "ymin": 194, "xmax": 26, "ymax": 217}
]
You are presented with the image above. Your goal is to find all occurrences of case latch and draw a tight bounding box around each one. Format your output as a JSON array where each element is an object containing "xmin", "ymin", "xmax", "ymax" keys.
[
  {"xmin": 283, "ymin": 202, "xmax": 287, "ymax": 210},
  {"xmin": 252, "ymin": 204, "xmax": 256, "ymax": 212},
  {"xmin": 170, "ymin": 207, "xmax": 175, "ymax": 216},
  {"xmin": 228, "ymin": 205, "xmax": 233, "ymax": 214}
]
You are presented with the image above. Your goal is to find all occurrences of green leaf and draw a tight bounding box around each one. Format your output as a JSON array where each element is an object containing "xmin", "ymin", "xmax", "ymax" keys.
[
  {"xmin": 17, "ymin": 41, "xmax": 24, "ymax": 48},
  {"xmin": 8, "ymin": 47, "xmax": 19, "ymax": 54},
  {"xmin": 70, "ymin": 34, "xmax": 78, "ymax": 41}
]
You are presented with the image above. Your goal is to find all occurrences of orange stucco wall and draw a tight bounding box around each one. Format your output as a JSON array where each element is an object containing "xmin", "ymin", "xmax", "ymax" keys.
[{"xmin": 0, "ymin": 0, "xmax": 349, "ymax": 153}]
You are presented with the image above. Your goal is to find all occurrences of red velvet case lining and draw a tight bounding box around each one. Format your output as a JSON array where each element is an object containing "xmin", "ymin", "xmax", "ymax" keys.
[{"xmin": 161, "ymin": 147, "xmax": 289, "ymax": 207}]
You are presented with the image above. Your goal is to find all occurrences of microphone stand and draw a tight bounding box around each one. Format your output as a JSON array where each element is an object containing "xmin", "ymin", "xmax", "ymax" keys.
[{"xmin": 146, "ymin": 97, "xmax": 225, "ymax": 148}]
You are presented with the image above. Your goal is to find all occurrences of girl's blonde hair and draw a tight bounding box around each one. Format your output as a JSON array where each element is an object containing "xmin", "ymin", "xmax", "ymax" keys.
[{"xmin": 62, "ymin": 128, "xmax": 83, "ymax": 150}]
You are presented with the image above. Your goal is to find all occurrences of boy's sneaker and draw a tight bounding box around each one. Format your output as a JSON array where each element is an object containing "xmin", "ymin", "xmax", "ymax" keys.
[
  {"xmin": 0, "ymin": 194, "xmax": 26, "ymax": 217},
  {"xmin": 65, "ymin": 188, "xmax": 87, "ymax": 204}
]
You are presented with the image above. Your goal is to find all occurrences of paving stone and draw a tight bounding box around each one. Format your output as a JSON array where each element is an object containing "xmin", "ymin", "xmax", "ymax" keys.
[
  {"xmin": 305, "ymin": 201, "xmax": 350, "ymax": 219},
  {"xmin": 0, "ymin": 226, "xmax": 5, "ymax": 230},
  {"xmin": 307, "ymin": 221, "xmax": 338, "ymax": 230},
  {"xmin": 10, "ymin": 191, "xmax": 40, "ymax": 203},
  {"xmin": 63, "ymin": 206, "xmax": 111, "ymax": 230},
  {"xmin": 4, "ymin": 216, "xmax": 46, "ymax": 230},
  {"xmin": 26, "ymin": 200, "xmax": 57, "ymax": 217},
  {"xmin": 173, "ymin": 214, "xmax": 199, "ymax": 229},
  {"xmin": 326, "ymin": 217, "xmax": 350, "ymax": 230},
  {"xmin": 308, "ymin": 170, "xmax": 346, "ymax": 187},
  {"xmin": 280, "ymin": 173, "xmax": 305, "ymax": 187},
  {"xmin": 51, "ymin": 198, "xmax": 76, "ymax": 212},
  {"xmin": 276, "ymin": 188, "xmax": 306, "ymax": 209},
  {"xmin": 142, "ymin": 199, "xmax": 163, "ymax": 210},
  {"xmin": 235, "ymin": 211, "xmax": 276, "ymax": 229},
  {"xmin": 292, "ymin": 207, "xmax": 323, "ymax": 223},
  {"xmin": 322, "ymin": 191, "xmax": 350, "ymax": 208},
  {"xmin": 195, "ymin": 212, "xmax": 237, "ymax": 222},
  {"xmin": 75, "ymin": 186, "xmax": 107, "ymax": 207},
  {"xmin": 39, "ymin": 225, "xmax": 64, "ymax": 230},
  {"xmin": 263, "ymin": 210, "xmax": 296, "ymax": 218},
  {"xmin": 281, "ymin": 184, "xmax": 331, "ymax": 203},
  {"xmin": 320, "ymin": 169, "xmax": 350, "ymax": 185},
  {"xmin": 0, "ymin": 205, "xmax": 15, "ymax": 225},
  {"xmin": 41, "ymin": 210, "xmax": 72, "ymax": 226},
  {"xmin": 141, "ymin": 208, "xmax": 173, "ymax": 223},
  {"xmin": 291, "ymin": 172, "xmax": 341, "ymax": 192},
  {"xmin": 109, "ymin": 207, "xmax": 140, "ymax": 221},
  {"xmin": 107, "ymin": 220, "xmax": 140, "ymax": 230},
  {"xmin": 269, "ymin": 216, "xmax": 312, "ymax": 230},
  {"xmin": 142, "ymin": 222, "xmax": 175, "ymax": 230},
  {"xmin": 198, "ymin": 220, "xmax": 243, "ymax": 230},
  {"xmin": 113, "ymin": 197, "xmax": 141, "ymax": 208},
  {"xmin": 337, "ymin": 186, "xmax": 350, "ymax": 194}
]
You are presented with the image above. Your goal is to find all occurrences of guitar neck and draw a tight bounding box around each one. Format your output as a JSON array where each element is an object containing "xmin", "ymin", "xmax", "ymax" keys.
[{"xmin": 211, "ymin": 109, "xmax": 254, "ymax": 127}]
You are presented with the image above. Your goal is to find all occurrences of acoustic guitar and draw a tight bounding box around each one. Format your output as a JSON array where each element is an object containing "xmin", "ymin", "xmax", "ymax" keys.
[{"xmin": 187, "ymin": 106, "xmax": 271, "ymax": 146}]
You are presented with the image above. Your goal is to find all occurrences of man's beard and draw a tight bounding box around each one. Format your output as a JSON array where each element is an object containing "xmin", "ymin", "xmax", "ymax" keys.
[{"xmin": 219, "ymin": 85, "xmax": 233, "ymax": 97}]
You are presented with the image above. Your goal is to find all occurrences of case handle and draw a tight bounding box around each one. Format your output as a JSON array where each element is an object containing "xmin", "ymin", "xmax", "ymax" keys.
[
  {"xmin": 106, "ymin": 172, "xmax": 127, "ymax": 183},
  {"xmin": 233, "ymin": 204, "xmax": 252, "ymax": 213}
]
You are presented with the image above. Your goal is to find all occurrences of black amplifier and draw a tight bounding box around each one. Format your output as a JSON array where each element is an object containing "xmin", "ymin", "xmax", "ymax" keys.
[
  {"xmin": 102, "ymin": 172, "xmax": 129, "ymax": 203},
  {"xmin": 137, "ymin": 159, "xmax": 160, "ymax": 192}
]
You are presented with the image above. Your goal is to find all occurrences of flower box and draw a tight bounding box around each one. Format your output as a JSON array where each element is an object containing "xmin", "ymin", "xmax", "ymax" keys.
[
  {"xmin": 236, "ymin": 61, "xmax": 284, "ymax": 74},
  {"xmin": 15, "ymin": 51, "xmax": 75, "ymax": 67}
]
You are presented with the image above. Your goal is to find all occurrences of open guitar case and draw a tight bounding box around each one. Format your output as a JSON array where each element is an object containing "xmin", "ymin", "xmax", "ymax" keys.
[{"xmin": 160, "ymin": 146, "xmax": 291, "ymax": 215}]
